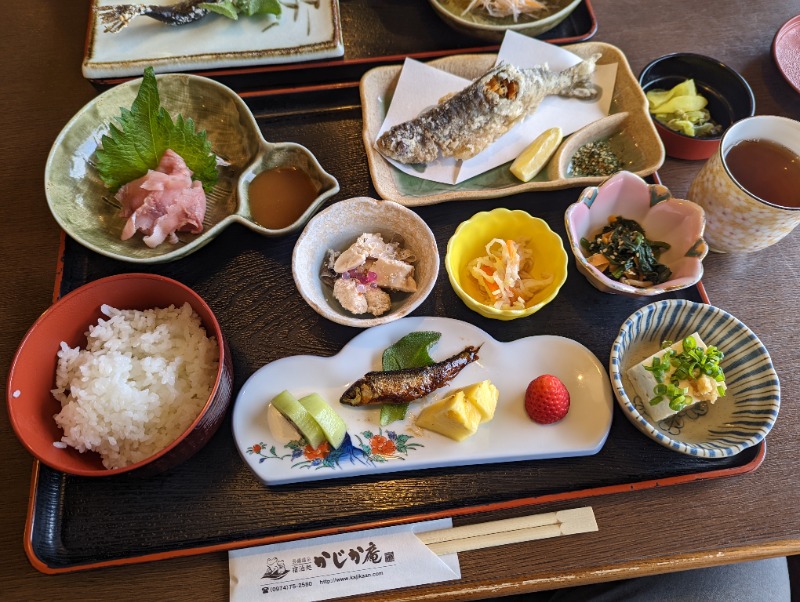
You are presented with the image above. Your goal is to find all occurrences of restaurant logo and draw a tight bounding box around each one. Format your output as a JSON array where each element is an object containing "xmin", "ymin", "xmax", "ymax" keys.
[{"xmin": 261, "ymin": 557, "xmax": 289, "ymax": 580}]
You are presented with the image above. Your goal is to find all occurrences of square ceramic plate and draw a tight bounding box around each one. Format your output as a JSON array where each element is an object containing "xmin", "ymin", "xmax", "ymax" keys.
[
  {"xmin": 360, "ymin": 41, "xmax": 665, "ymax": 206},
  {"xmin": 83, "ymin": 0, "xmax": 343, "ymax": 79}
]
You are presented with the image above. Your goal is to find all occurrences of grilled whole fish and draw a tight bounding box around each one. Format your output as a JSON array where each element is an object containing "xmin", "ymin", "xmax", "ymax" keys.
[
  {"xmin": 340, "ymin": 345, "xmax": 481, "ymax": 406},
  {"xmin": 97, "ymin": 1, "xmax": 210, "ymax": 34},
  {"xmin": 376, "ymin": 55, "xmax": 601, "ymax": 164}
]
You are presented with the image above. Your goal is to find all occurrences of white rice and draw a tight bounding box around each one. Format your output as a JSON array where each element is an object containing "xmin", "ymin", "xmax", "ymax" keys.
[{"xmin": 52, "ymin": 303, "xmax": 219, "ymax": 469}]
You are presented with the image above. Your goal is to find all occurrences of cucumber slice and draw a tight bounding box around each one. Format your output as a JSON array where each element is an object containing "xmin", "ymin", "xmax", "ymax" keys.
[
  {"xmin": 270, "ymin": 390, "xmax": 326, "ymax": 448},
  {"xmin": 298, "ymin": 393, "xmax": 348, "ymax": 449}
]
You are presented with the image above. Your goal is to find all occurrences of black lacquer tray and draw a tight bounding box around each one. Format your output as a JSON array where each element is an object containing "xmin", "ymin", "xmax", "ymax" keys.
[{"xmin": 27, "ymin": 85, "xmax": 763, "ymax": 573}]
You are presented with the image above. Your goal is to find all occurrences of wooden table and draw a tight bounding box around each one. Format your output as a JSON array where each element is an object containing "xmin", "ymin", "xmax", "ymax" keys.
[{"xmin": 2, "ymin": 1, "xmax": 799, "ymax": 599}]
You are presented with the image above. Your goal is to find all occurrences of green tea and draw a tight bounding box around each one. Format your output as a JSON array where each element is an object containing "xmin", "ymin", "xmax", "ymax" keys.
[{"xmin": 725, "ymin": 139, "xmax": 800, "ymax": 208}]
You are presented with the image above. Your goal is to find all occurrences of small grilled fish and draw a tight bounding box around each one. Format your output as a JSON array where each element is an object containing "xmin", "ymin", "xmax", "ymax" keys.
[
  {"xmin": 340, "ymin": 345, "xmax": 481, "ymax": 406},
  {"xmin": 97, "ymin": 1, "xmax": 210, "ymax": 34},
  {"xmin": 376, "ymin": 55, "xmax": 601, "ymax": 164}
]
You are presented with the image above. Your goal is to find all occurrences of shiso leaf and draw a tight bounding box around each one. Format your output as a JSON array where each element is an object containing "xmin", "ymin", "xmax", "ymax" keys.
[
  {"xmin": 95, "ymin": 67, "xmax": 218, "ymax": 192},
  {"xmin": 379, "ymin": 331, "xmax": 442, "ymax": 426},
  {"xmin": 382, "ymin": 331, "xmax": 442, "ymax": 370},
  {"xmin": 238, "ymin": 0, "xmax": 281, "ymax": 17},
  {"xmin": 199, "ymin": 0, "xmax": 281, "ymax": 19},
  {"xmin": 199, "ymin": 1, "xmax": 239, "ymax": 19}
]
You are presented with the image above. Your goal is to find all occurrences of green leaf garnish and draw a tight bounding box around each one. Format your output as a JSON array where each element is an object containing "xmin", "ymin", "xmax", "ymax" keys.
[
  {"xmin": 95, "ymin": 66, "xmax": 218, "ymax": 192},
  {"xmin": 200, "ymin": 0, "xmax": 239, "ymax": 19},
  {"xmin": 379, "ymin": 404, "xmax": 408, "ymax": 427},
  {"xmin": 199, "ymin": 0, "xmax": 281, "ymax": 19},
  {"xmin": 382, "ymin": 331, "xmax": 441, "ymax": 371},
  {"xmin": 379, "ymin": 331, "xmax": 441, "ymax": 426}
]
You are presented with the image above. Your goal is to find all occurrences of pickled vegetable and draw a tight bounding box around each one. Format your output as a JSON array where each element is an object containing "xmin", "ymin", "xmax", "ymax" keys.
[
  {"xmin": 298, "ymin": 393, "xmax": 348, "ymax": 449},
  {"xmin": 646, "ymin": 79, "xmax": 722, "ymax": 138},
  {"xmin": 270, "ymin": 390, "xmax": 326, "ymax": 448}
]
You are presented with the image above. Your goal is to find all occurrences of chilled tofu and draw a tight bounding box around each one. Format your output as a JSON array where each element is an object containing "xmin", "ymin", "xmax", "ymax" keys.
[
  {"xmin": 627, "ymin": 332, "xmax": 727, "ymax": 422},
  {"xmin": 461, "ymin": 380, "xmax": 499, "ymax": 423},
  {"xmin": 416, "ymin": 390, "xmax": 481, "ymax": 441}
]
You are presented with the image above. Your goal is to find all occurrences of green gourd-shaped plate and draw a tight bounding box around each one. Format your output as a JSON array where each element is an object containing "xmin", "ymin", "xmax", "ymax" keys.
[{"xmin": 45, "ymin": 73, "xmax": 339, "ymax": 263}]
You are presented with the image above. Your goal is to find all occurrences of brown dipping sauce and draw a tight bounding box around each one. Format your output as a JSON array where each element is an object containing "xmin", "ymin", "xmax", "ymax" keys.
[
  {"xmin": 248, "ymin": 166, "xmax": 318, "ymax": 229},
  {"xmin": 725, "ymin": 139, "xmax": 800, "ymax": 208}
]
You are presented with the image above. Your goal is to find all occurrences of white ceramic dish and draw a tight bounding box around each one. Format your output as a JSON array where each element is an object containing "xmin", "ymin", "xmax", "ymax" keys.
[
  {"xmin": 233, "ymin": 316, "xmax": 613, "ymax": 485},
  {"xmin": 292, "ymin": 197, "xmax": 438, "ymax": 328},
  {"xmin": 83, "ymin": 0, "xmax": 344, "ymax": 79}
]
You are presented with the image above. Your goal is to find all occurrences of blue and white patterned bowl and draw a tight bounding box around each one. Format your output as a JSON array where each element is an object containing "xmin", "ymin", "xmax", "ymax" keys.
[{"xmin": 610, "ymin": 299, "xmax": 779, "ymax": 457}]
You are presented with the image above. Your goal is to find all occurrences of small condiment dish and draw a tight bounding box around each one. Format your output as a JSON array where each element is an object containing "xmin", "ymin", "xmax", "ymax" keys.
[
  {"xmin": 427, "ymin": 0, "xmax": 583, "ymax": 41},
  {"xmin": 610, "ymin": 299, "xmax": 779, "ymax": 458},
  {"xmin": 46, "ymin": 72, "xmax": 338, "ymax": 264},
  {"xmin": 564, "ymin": 170, "xmax": 708, "ymax": 298},
  {"xmin": 292, "ymin": 197, "xmax": 438, "ymax": 328},
  {"xmin": 445, "ymin": 208, "xmax": 568, "ymax": 321},
  {"xmin": 236, "ymin": 143, "xmax": 339, "ymax": 236},
  {"xmin": 546, "ymin": 111, "xmax": 665, "ymax": 185},
  {"xmin": 6, "ymin": 273, "xmax": 233, "ymax": 477},
  {"xmin": 638, "ymin": 53, "xmax": 755, "ymax": 160}
]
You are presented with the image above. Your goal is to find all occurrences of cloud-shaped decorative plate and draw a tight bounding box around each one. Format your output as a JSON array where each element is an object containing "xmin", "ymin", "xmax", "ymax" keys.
[
  {"xmin": 610, "ymin": 299, "xmax": 780, "ymax": 458},
  {"xmin": 565, "ymin": 170, "xmax": 708, "ymax": 297},
  {"xmin": 45, "ymin": 73, "xmax": 338, "ymax": 263},
  {"xmin": 232, "ymin": 316, "xmax": 613, "ymax": 486}
]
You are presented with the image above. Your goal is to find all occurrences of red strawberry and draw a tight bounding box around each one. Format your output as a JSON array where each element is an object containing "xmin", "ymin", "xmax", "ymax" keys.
[{"xmin": 525, "ymin": 375, "xmax": 570, "ymax": 424}]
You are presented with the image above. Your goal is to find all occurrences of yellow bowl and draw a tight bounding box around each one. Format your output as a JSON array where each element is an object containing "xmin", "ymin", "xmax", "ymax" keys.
[{"xmin": 445, "ymin": 208, "xmax": 568, "ymax": 320}]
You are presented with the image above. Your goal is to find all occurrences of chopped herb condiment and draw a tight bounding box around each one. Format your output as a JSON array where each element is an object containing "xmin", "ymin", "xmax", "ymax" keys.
[
  {"xmin": 570, "ymin": 140, "xmax": 623, "ymax": 177},
  {"xmin": 580, "ymin": 216, "xmax": 671, "ymax": 286}
]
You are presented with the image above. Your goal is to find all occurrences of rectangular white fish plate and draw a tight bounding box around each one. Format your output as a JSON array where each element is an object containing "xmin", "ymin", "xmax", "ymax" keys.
[{"xmin": 83, "ymin": 0, "xmax": 344, "ymax": 80}]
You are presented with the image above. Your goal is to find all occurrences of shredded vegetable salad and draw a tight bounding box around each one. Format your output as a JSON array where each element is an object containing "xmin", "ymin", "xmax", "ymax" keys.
[
  {"xmin": 468, "ymin": 238, "xmax": 553, "ymax": 310},
  {"xmin": 460, "ymin": 0, "xmax": 549, "ymax": 21}
]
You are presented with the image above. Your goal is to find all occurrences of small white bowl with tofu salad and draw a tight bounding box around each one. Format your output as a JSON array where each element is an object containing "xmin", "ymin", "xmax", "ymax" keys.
[
  {"xmin": 610, "ymin": 299, "xmax": 780, "ymax": 457},
  {"xmin": 292, "ymin": 197, "xmax": 438, "ymax": 328}
]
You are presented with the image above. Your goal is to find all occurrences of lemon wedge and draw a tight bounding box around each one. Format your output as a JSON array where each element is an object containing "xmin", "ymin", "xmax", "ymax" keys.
[{"xmin": 510, "ymin": 127, "xmax": 564, "ymax": 182}]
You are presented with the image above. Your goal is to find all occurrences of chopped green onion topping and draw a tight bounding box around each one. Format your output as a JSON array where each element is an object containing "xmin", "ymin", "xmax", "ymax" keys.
[{"xmin": 647, "ymin": 335, "xmax": 726, "ymax": 410}]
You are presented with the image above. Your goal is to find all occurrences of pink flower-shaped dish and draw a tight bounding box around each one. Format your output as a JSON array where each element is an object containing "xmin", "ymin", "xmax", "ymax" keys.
[{"xmin": 564, "ymin": 171, "xmax": 708, "ymax": 297}]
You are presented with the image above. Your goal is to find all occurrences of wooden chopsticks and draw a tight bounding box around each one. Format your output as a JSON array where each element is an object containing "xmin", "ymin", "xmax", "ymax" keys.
[{"xmin": 417, "ymin": 507, "xmax": 597, "ymax": 556}]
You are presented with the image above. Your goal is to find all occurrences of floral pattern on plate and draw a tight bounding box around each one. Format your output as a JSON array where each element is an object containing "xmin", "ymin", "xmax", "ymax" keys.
[{"xmin": 247, "ymin": 430, "xmax": 424, "ymax": 471}]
